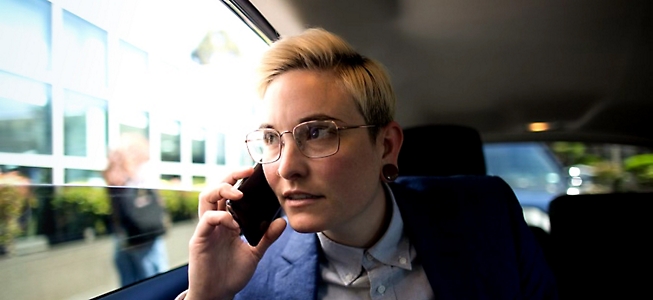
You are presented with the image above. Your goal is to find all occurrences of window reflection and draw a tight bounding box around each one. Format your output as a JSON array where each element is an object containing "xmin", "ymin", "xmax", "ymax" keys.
[
  {"xmin": 161, "ymin": 120, "xmax": 181, "ymax": 162},
  {"xmin": 0, "ymin": 0, "xmax": 51, "ymax": 75},
  {"xmin": 64, "ymin": 90, "xmax": 107, "ymax": 158},
  {"xmin": 120, "ymin": 111, "xmax": 150, "ymax": 140},
  {"xmin": 0, "ymin": 165, "xmax": 52, "ymax": 184},
  {"xmin": 193, "ymin": 176, "xmax": 206, "ymax": 188},
  {"xmin": 161, "ymin": 174, "xmax": 181, "ymax": 185},
  {"xmin": 192, "ymin": 128, "xmax": 206, "ymax": 164},
  {"xmin": 65, "ymin": 169, "xmax": 103, "ymax": 184},
  {"xmin": 0, "ymin": 0, "xmax": 267, "ymax": 187},
  {"xmin": 216, "ymin": 133, "xmax": 226, "ymax": 165},
  {"xmin": 0, "ymin": 71, "xmax": 52, "ymax": 154},
  {"xmin": 0, "ymin": 0, "xmax": 269, "ymax": 298},
  {"xmin": 61, "ymin": 10, "xmax": 107, "ymax": 91},
  {"xmin": 114, "ymin": 41, "xmax": 148, "ymax": 105}
]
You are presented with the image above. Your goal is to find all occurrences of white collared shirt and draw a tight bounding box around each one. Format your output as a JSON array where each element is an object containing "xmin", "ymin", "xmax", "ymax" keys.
[{"xmin": 317, "ymin": 184, "xmax": 434, "ymax": 300}]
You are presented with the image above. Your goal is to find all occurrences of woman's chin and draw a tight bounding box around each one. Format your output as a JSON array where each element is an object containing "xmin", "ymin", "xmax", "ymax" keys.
[{"xmin": 286, "ymin": 213, "xmax": 329, "ymax": 233}]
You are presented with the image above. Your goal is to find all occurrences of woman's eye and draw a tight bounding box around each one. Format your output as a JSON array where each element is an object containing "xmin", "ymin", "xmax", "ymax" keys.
[
  {"xmin": 263, "ymin": 132, "xmax": 278, "ymax": 144},
  {"xmin": 307, "ymin": 126, "xmax": 328, "ymax": 140}
]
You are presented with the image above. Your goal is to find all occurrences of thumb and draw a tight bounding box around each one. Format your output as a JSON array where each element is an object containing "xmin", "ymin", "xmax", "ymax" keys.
[{"xmin": 252, "ymin": 218, "xmax": 287, "ymax": 257}]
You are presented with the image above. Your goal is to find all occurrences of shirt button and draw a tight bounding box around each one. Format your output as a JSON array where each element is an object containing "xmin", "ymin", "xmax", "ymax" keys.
[
  {"xmin": 366, "ymin": 253, "xmax": 374, "ymax": 261},
  {"xmin": 344, "ymin": 274, "xmax": 353, "ymax": 281},
  {"xmin": 377, "ymin": 285, "xmax": 386, "ymax": 294},
  {"xmin": 399, "ymin": 256, "xmax": 407, "ymax": 264}
]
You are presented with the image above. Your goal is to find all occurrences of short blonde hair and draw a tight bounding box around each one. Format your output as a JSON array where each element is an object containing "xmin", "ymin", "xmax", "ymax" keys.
[{"xmin": 257, "ymin": 28, "xmax": 396, "ymax": 133}]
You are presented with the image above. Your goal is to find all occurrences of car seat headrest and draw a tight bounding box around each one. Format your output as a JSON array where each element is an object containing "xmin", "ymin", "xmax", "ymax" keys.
[{"xmin": 397, "ymin": 124, "xmax": 486, "ymax": 177}]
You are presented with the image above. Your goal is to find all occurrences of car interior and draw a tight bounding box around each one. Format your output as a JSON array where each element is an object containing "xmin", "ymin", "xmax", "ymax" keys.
[{"xmin": 1, "ymin": 0, "xmax": 651, "ymax": 299}]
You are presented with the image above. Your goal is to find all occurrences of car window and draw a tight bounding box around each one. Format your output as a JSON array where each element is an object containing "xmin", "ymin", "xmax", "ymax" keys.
[
  {"xmin": 0, "ymin": 0, "xmax": 268, "ymax": 298},
  {"xmin": 484, "ymin": 141, "xmax": 653, "ymax": 231}
]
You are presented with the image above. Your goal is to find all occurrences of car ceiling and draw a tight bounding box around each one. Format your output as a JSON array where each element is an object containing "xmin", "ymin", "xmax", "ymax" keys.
[{"xmin": 249, "ymin": 0, "xmax": 652, "ymax": 146}]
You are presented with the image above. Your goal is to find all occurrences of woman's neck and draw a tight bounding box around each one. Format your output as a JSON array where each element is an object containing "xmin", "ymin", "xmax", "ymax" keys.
[{"xmin": 322, "ymin": 183, "xmax": 392, "ymax": 248}]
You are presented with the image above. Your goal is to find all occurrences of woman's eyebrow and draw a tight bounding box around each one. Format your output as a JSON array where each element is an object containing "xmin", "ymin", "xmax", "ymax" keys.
[
  {"xmin": 298, "ymin": 114, "xmax": 342, "ymax": 123},
  {"xmin": 258, "ymin": 114, "xmax": 344, "ymax": 130}
]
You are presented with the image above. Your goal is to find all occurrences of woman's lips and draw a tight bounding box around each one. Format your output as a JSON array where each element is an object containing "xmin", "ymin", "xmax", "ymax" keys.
[{"xmin": 282, "ymin": 192, "xmax": 324, "ymax": 208}]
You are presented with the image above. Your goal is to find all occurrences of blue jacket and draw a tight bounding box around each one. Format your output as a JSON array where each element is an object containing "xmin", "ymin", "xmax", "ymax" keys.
[{"xmin": 236, "ymin": 176, "xmax": 558, "ymax": 299}]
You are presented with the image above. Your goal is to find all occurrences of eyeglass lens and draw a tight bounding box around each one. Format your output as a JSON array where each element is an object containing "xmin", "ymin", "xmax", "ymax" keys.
[{"xmin": 246, "ymin": 121, "xmax": 340, "ymax": 163}]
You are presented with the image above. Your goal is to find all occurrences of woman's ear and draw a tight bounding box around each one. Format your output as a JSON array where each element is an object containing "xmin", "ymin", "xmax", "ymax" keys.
[{"xmin": 379, "ymin": 121, "xmax": 403, "ymax": 165}]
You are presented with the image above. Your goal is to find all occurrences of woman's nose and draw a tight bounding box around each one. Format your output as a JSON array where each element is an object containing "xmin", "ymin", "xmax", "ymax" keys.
[{"xmin": 276, "ymin": 134, "xmax": 307, "ymax": 179}]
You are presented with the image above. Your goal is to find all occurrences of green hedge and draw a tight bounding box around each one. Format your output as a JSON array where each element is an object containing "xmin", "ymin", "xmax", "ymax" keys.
[
  {"xmin": 45, "ymin": 186, "xmax": 199, "ymax": 243},
  {"xmin": 160, "ymin": 189, "xmax": 200, "ymax": 222}
]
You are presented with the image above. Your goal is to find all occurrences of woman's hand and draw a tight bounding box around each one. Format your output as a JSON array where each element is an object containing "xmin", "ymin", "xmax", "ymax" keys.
[{"xmin": 186, "ymin": 167, "xmax": 286, "ymax": 300}]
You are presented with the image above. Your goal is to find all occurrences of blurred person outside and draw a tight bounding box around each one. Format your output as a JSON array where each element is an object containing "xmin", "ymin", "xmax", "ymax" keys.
[{"xmin": 103, "ymin": 133, "xmax": 169, "ymax": 286}]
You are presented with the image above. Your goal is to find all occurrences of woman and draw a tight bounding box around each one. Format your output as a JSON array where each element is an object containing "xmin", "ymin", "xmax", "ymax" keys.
[{"xmin": 181, "ymin": 28, "xmax": 557, "ymax": 299}]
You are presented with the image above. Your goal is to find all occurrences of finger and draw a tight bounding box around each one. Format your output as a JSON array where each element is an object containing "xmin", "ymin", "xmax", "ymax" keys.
[
  {"xmin": 216, "ymin": 185, "xmax": 241, "ymax": 211},
  {"xmin": 198, "ymin": 183, "xmax": 238, "ymax": 216},
  {"xmin": 194, "ymin": 210, "xmax": 241, "ymax": 238},
  {"xmin": 252, "ymin": 218, "xmax": 287, "ymax": 258},
  {"xmin": 197, "ymin": 166, "xmax": 256, "ymax": 217},
  {"xmin": 213, "ymin": 166, "xmax": 258, "ymax": 212},
  {"xmin": 224, "ymin": 166, "xmax": 257, "ymax": 185}
]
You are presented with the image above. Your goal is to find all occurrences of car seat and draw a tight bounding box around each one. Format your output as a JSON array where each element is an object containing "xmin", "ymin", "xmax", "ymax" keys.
[
  {"xmin": 397, "ymin": 124, "xmax": 486, "ymax": 177},
  {"xmin": 548, "ymin": 192, "xmax": 653, "ymax": 299},
  {"xmin": 397, "ymin": 124, "xmax": 553, "ymax": 268}
]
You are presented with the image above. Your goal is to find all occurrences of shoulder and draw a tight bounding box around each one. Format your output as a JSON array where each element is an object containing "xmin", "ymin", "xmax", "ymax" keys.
[
  {"xmin": 389, "ymin": 176, "xmax": 558, "ymax": 298},
  {"xmin": 391, "ymin": 175, "xmax": 512, "ymax": 195},
  {"xmin": 389, "ymin": 175, "xmax": 525, "ymax": 244},
  {"xmin": 390, "ymin": 175, "xmax": 517, "ymax": 212}
]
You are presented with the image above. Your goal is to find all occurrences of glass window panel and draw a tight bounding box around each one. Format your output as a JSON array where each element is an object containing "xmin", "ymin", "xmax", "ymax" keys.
[
  {"xmin": 0, "ymin": 0, "xmax": 51, "ymax": 75},
  {"xmin": 161, "ymin": 174, "xmax": 181, "ymax": 185},
  {"xmin": 1, "ymin": 165, "xmax": 52, "ymax": 184},
  {"xmin": 114, "ymin": 41, "xmax": 148, "ymax": 104},
  {"xmin": 119, "ymin": 111, "xmax": 149, "ymax": 140},
  {"xmin": 64, "ymin": 90, "xmax": 107, "ymax": 157},
  {"xmin": 192, "ymin": 176, "xmax": 206, "ymax": 188},
  {"xmin": 484, "ymin": 142, "xmax": 566, "ymax": 199},
  {"xmin": 0, "ymin": 71, "xmax": 52, "ymax": 154},
  {"xmin": 192, "ymin": 128, "xmax": 206, "ymax": 164},
  {"xmin": 216, "ymin": 133, "xmax": 226, "ymax": 165},
  {"xmin": 192, "ymin": 139, "xmax": 206, "ymax": 164},
  {"xmin": 0, "ymin": 1, "xmax": 271, "ymax": 299},
  {"xmin": 149, "ymin": 59, "xmax": 181, "ymax": 115},
  {"xmin": 61, "ymin": 10, "xmax": 107, "ymax": 89},
  {"xmin": 161, "ymin": 120, "xmax": 181, "ymax": 162},
  {"xmin": 240, "ymin": 148, "xmax": 254, "ymax": 166},
  {"xmin": 64, "ymin": 168, "xmax": 103, "ymax": 184}
]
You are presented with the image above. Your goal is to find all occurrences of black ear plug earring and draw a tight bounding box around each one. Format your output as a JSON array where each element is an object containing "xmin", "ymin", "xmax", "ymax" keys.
[{"xmin": 382, "ymin": 164, "xmax": 399, "ymax": 182}]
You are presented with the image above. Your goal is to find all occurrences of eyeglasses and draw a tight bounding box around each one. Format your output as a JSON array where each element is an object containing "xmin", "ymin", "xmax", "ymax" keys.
[{"xmin": 245, "ymin": 120, "xmax": 376, "ymax": 164}]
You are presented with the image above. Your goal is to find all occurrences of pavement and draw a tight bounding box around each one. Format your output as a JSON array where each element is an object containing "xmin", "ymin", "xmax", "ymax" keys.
[{"xmin": 0, "ymin": 220, "xmax": 197, "ymax": 300}]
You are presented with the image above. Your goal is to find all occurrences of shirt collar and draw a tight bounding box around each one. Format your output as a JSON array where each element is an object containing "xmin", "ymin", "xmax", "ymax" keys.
[
  {"xmin": 317, "ymin": 183, "xmax": 413, "ymax": 284},
  {"xmin": 367, "ymin": 182, "xmax": 412, "ymax": 270}
]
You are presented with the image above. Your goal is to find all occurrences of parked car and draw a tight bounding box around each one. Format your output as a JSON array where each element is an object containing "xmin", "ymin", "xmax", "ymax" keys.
[
  {"xmin": 483, "ymin": 142, "xmax": 569, "ymax": 231},
  {"xmin": 483, "ymin": 142, "xmax": 568, "ymax": 212}
]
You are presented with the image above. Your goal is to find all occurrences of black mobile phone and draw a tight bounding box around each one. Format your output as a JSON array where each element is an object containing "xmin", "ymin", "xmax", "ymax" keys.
[{"xmin": 226, "ymin": 164, "xmax": 282, "ymax": 246}]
